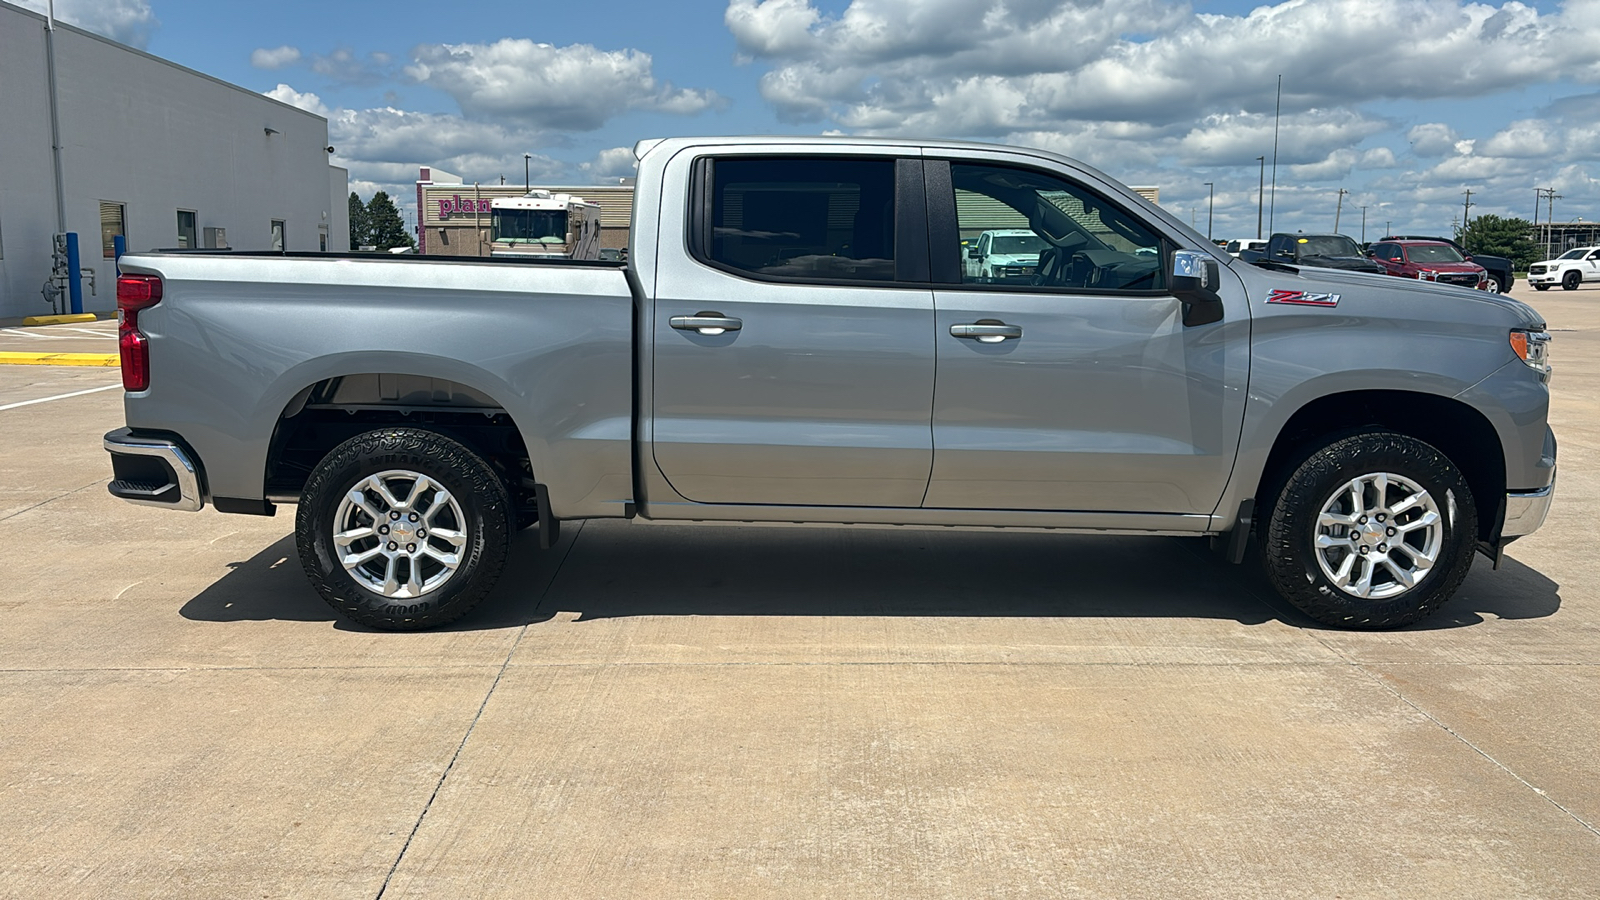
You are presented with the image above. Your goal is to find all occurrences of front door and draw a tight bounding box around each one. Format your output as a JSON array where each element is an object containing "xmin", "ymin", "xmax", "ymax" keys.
[
  {"xmin": 651, "ymin": 155, "xmax": 936, "ymax": 508},
  {"xmin": 922, "ymin": 160, "xmax": 1248, "ymax": 515}
]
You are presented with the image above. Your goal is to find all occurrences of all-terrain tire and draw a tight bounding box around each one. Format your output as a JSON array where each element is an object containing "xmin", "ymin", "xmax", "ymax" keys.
[
  {"xmin": 1263, "ymin": 432, "xmax": 1477, "ymax": 629},
  {"xmin": 296, "ymin": 428, "xmax": 513, "ymax": 630}
]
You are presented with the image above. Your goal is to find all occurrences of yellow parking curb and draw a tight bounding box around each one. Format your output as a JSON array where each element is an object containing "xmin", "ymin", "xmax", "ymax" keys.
[
  {"xmin": 0, "ymin": 352, "xmax": 121, "ymax": 367},
  {"xmin": 20, "ymin": 313, "xmax": 101, "ymax": 326}
]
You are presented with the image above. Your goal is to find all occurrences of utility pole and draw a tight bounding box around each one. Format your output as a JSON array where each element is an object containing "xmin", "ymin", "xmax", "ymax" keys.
[
  {"xmin": 1537, "ymin": 188, "xmax": 1562, "ymax": 258},
  {"xmin": 1461, "ymin": 189, "xmax": 1473, "ymax": 248},
  {"xmin": 1256, "ymin": 156, "xmax": 1265, "ymax": 239},
  {"xmin": 524, "ymin": 153, "xmax": 532, "ymax": 193},
  {"xmin": 1269, "ymin": 75, "xmax": 1282, "ymax": 233},
  {"xmin": 1204, "ymin": 182, "xmax": 1214, "ymax": 240},
  {"xmin": 1359, "ymin": 205, "xmax": 1368, "ymax": 243},
  {"xmin": 1334, "ymin": 188, "xmax": 1349, "ymax": 233}
]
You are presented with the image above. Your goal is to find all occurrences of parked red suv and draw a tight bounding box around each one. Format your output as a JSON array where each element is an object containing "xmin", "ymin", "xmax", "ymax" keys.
[{"xmin": 1366, "ymin": 240, "xmax": 1489, "ymax": 290}]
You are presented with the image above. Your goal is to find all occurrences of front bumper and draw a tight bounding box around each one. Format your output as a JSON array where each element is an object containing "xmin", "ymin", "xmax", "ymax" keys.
[
  {"xmin": 1528, "ymin": 272, "xmax": 1560, "ymax": 285},
  {"xmin": 1502, "ymin": 474, "xmax": 1555, "ymax": 538},
  {"xmin": 103, "ymin": 427, "xmax": 206, "ymax": 512}
]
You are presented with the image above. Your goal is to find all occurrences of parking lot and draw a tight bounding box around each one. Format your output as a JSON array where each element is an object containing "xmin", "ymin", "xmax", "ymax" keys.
[{"xmin": 1, "ymin": 286, "xmax": 1597, "ymax": 898}]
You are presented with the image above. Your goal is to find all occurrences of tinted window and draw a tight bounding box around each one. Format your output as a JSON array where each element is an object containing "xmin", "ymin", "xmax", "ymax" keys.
[
  {"xmin": 949, "ymin": 163, "xmax": 1164, "ymax": 291},
  {"xmin": 708, "ymin": 157, "xmax": 895, "ymax": 281},
  {"xmin": 1296, "ymin": 235, "xmax": 1361, "ymax": 258}
]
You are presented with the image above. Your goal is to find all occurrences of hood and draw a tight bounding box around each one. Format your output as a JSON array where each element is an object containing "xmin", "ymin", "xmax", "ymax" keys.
[
  {"xmin": 1252, "ymin": 261, "xmax": 1546, "ymax": 329},
  {"xmin": 1299, "ymin": 255, "xmax": 1384, "ymax": 273},
  {"xmin": 1412, "ymin": 262, "xmax": 1485, "ymax": 275}
]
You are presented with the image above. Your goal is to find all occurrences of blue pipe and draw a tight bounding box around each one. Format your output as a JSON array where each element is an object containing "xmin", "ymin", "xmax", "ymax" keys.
[
  {"xmin": 113, "ymin": 234, "xmax": 126, "ymax": 274},
  {"xmin": 65, "ymin": 231, "xmax": 83, "ymax": 315}
]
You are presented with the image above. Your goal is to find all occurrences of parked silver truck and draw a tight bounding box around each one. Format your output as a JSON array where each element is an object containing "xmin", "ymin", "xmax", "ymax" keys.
[{"xmin": 104, "ymin": 136, "xmax": 1556, "ymax": 631}]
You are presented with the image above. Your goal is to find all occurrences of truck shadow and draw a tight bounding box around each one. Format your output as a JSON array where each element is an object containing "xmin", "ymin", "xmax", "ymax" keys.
[{"xmin": 178, "ymin": 521, "xmax": 1561, "ymax": 632}]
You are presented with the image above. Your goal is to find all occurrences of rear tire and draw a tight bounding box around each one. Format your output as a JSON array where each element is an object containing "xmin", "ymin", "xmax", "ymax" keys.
[
  {"xmin": 296, "ymin": 428, "xmax": 513, "ymax": 630},
  {"xmin": 1562, "ymin": 271, "xmax": 1580, "ymax": 291},
  {"xmin": 1263, "ymin": 432, "xmax": 1476, "ymax": 629}
]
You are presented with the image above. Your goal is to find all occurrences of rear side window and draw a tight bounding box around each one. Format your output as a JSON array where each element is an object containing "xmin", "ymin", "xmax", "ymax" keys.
[{"xmin": 704, "ymin": 157, "xmax": 896, "ymax": 282}]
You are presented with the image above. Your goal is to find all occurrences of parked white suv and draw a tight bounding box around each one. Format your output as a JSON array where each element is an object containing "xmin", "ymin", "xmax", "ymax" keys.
[
  {"xmin": 1528, "ymin": 246, "xmax": 1600, "ymax": 291},
  {"xmin": 965, "ymin": 229, "xmax": 1049, "ymax": 281}
]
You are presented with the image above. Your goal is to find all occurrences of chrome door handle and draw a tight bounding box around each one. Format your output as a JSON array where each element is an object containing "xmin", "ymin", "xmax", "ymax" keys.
[
  {"xmin": 670, "ymin": 314, "xmax": 742, "ymax": 336},
  {"xmin": 950, "ymin": 322, "xmax": 1022, "ymax": 343}
]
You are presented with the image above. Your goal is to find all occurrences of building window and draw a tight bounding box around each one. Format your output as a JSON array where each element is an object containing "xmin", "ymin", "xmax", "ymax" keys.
[
  {"xmin": 176, "ymin": 210, "xmax": 197, "ymax": 249},
  {"xmin": 319, "ymin": 228, "xmax": 328, "ymax": 252},
  {"xmin": 270, "ymin": 220, "xmax": 285, "ymax": 251},
  {"xmin": 100, "ymin": 202, "xmax": 126, "ymax": 259}
]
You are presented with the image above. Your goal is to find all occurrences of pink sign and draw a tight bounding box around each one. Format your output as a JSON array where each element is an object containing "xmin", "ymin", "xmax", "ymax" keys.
[{"xmin": 438, "ymin": 195, "xmax": 491, "ymax": 220}]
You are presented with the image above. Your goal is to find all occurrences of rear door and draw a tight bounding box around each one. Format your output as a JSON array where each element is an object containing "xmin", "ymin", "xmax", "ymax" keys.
[
  {"xmin": 650, "ymin": 154, "xmax": 936, "ymax": 508},
  {"xmin": 920, "ymin": 156, "xmax": 1249, "ymax": 515}
]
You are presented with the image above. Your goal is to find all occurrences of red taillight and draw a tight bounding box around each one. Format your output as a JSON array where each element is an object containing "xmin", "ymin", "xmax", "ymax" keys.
[{"xmin": 116, "ymin": 275, "xmax": 161, "ymax": 391}]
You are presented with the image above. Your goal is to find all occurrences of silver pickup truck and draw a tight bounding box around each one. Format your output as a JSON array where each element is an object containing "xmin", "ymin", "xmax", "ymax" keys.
[{"xmin": 105, "ymin": 136, "xmax": 1556, "ymax": 631}]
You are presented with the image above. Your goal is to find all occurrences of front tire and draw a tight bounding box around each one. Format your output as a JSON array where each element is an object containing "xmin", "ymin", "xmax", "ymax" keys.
[
  {"xmin": 296, "ymin": 428, "xmax": 513, "ymax": 630},
  {"xmin": 1563, "ymin": 271, "xmax": 1580, "ymax": 291},
  {"xmin": 1534, "ymin": 283, "xmax": 1550, "ymax": 291},
  {"xmin": 1263, "ymin": 432, "xmax": 1477, "ymax": 629}
]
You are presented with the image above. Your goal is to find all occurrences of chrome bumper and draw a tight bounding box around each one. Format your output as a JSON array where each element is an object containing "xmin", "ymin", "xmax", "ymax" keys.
[
  {"xmin": 103, "ymin": 427, "xmax": 205, "ymax": 512},
  {"xmin": 1502, "ymin": 476, "xmax": 1554, "ymax": 538}
]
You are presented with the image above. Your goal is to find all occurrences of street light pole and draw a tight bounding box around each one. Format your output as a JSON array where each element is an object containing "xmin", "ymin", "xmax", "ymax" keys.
[
  {"xmin": 1269, "ymin": 75, "xmax": 1281, "ymax": 233},
  {"xmin": 524, "ymin": 153, "xmax": 532, "ymax": 193},
  {"xmin": 1204, "ymin": 182, "xmax": 1214, "ymax": 240},
  {"xmin": 1359, "ymin": 205, "xmax": 1368, "ymax": 243},
  {"xmin": 1256, "ymin": 156, "xmax": 1265, "ymax": 239}
]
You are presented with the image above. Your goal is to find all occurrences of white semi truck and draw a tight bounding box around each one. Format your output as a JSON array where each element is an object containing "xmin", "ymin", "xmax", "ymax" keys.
[{"xmin": 489, "ymin": 190, "xmax": 602, "ymax": 260}]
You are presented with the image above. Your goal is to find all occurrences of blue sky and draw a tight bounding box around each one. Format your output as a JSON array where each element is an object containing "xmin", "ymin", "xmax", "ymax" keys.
[{"xmin": 25, "ymin": 0, "xmax": 1600, "ymax": 239}]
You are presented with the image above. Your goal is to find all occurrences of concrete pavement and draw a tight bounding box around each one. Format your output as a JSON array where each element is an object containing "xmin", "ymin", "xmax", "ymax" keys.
[{"xmin": 0, "ymin": 285, "xmax": 1596, "ymax": 898}]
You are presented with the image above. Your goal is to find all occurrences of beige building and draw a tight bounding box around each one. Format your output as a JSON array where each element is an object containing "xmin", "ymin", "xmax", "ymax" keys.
[{"xmin": 415, "ymin": 167, "xmax": 633, "ymax": 256}]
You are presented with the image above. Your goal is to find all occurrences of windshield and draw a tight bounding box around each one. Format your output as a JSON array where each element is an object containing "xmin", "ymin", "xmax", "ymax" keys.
[
  {"xmin": 1406, "ymin": 244, "xmax": 1465, "ymax": 264},
  {"xmin": 1296, "ymin": 235, "xmax": 1361, "ymax": 258},
  {"xmin": 991, "ymin": 234, "xmax": 1048, "ymax": 255},
  {"xmin": 492, "ymin": 209, "xmax": 568, "ymax": 244},
  {"xmin": 1558, "ymin": 248, "xmax": 1587, "ymax": 260}
]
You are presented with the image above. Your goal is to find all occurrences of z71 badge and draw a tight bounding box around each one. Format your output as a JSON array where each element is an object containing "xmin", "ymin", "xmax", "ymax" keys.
[{"xmin": 1266, "ymin": 289, "xmax": 1340, "ymax": 307}]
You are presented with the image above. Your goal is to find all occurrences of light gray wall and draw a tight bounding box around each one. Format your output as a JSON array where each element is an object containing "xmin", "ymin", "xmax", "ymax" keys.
[
  {"xmin": 328, "ymin": 167, "xmax": 350, "ymax": 253},
  {"xmin": 0, "ymin": 1, "xmax": 343, "ymax": 317}
]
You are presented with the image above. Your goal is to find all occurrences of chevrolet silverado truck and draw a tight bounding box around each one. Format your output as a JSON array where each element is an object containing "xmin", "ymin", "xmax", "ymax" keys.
[
  {"xmin": 104, "ymin": 136, "xmax": 1556, "ymax": 631},
  {"xmin": 1240, "ymin": 233, "xmax": 1384, "ymax": 274},
  {"xmin": 1528, "ymin": 246, "xmax": 1600, "ymax": 291}
]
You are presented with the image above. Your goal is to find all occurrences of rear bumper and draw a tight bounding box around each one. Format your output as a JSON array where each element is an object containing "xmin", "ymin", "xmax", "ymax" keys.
[
  {"xmin": 103, "ymin": 427, "xmax": 205, "ymax": 512},
  {"xmin": 1502, "ymin": 475, "xmax": 1554, "ymax": 538}
]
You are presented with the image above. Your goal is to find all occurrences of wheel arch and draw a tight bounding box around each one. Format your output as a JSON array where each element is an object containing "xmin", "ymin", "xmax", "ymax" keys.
[
  {"xmin": 260, "ymin": 355, "xmax": 543, "ymax": 511},
  {"xmin": 1254, "ymin": 389, "xmax": 1505, "ymax": 542}
]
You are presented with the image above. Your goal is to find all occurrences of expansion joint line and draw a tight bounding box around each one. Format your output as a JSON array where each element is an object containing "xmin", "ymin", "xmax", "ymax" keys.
[{"xmin": 373, "ymin": 520, "xmax": 587, "ymax": 900}]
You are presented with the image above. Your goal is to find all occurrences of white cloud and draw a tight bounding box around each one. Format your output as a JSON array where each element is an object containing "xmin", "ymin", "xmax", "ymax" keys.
[
  {"xmin": 251, "ymin": 45, "xmax": 302, "ymax": 70},
  {"xmin": 579, "ymin": 147, "xmax": 640, "ymax": 179},
  {"xmin": 263, "ymin": 84, "xmax": 329, "ymax": 118},
  {"xmin": 406, "ymin": 39, "xmax": 723, "ymax": 130},
  {"xmin": 1406, "ymin": 123, "xmax": 1460, "ymax": 157},
  {"xmin": 729, "ymin": 0, "xmax": 1600, "ymax": 132},
  {"xmin": 14, "ymin": 0, "xmax": 156, "ymax": 47}
]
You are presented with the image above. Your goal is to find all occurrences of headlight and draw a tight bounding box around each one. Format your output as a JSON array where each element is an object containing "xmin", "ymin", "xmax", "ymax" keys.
[{"xmin": 1510, "ymin": 329, "xmax": 1552, "ymax": 382}]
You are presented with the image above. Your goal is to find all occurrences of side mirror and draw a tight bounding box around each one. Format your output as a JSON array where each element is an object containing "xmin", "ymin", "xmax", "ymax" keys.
[
  {"xmin": 1171, "ymin": 250, "xmax": 1223, "ymax": 327},
  {"xmin": 968, "ymin": 248, "xmax": 982, "ymax": 259}
]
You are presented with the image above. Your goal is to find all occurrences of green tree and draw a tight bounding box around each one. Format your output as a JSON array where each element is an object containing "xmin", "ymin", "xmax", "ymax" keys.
[
  {"xmin": 348, "ymin": 191, "xmax": 371, "ymax": 250},
  {"xmin": 1463, "ymin": 214, "xmax": 1539, "ymax": 271},
  {"xmin": 365, "ymin": 191, "xmax": 417, "ymax": 252}
]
